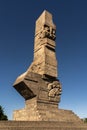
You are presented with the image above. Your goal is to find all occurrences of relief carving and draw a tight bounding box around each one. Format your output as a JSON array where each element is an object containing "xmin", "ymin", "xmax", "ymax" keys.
[
  {"xmin": 36, "ymin": 24, "xmax": 56, "ymax": 40},
  {"xmin": 48, "ymin": 81, "xmax": 62, "ymax": 102}
]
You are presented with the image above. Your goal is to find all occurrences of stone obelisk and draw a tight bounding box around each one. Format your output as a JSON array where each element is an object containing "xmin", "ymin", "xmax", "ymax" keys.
[{"xmin": 13, "ymin": 10, "xmax": 81, "ymax": 122}]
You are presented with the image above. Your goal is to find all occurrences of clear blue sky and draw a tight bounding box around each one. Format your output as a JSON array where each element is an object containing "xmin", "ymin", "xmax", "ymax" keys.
[{"xmin": 0, "ymin": 0, "xmax": 87, "ymax": 120}]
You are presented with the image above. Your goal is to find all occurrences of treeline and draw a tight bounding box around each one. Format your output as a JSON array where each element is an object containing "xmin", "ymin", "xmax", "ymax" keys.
[{"xmin": 0, "ymin": 105, "xmax": 8, "ymax": 120}]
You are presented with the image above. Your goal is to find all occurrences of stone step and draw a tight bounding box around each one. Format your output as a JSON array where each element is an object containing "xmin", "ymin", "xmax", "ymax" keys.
[
  {"xmin": 0, "ymin": 126, "xmax": 87, "ymax": 130},
  {"xmin": 0, "ymin": 121, "xmax": 82, "ymax": 126},
  {"xmin": 38, "ymin": 109, "xmax": 82, "ymax": 122},
  {"xmin": 0, "ymin": 121, "xmax": 87, "ymax": 130}
]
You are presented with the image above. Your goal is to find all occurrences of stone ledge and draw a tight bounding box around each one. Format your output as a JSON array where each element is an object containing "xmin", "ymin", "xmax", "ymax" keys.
[{"xmin": 0, "ymin": 121, "xmax": 87, "ymax": 129}]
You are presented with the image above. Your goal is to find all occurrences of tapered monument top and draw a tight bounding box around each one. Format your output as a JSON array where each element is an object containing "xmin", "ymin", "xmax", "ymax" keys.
[
  {"xmin": 29, "ymin": 10, "xmax": 58, "ymax": 77},
  {"xmin": 35, "ymin": 10, "xmax": 56, "ymax": 34}
]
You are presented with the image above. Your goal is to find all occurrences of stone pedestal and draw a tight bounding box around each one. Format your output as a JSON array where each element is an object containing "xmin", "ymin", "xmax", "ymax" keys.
[{"xmin": 13, "ymin": 97, "xmax": 82, "ymax": 122}]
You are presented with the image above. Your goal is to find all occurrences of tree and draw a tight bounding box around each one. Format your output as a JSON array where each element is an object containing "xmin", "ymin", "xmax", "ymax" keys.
[
  {"xmin": 82, "ymin": 118, "xmax": 87, "ymax": 123},
  {"xmin": 0, "ymin": 105, "xmax": 8, "ymax": 120},
  {"xmin": 84, "ymin": 118, "xmax": 87, "ymax": 123}
]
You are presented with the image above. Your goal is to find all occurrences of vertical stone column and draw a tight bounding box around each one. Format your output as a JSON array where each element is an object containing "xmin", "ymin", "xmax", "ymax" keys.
[{"xmin": 28, "ymin": 10, "xmax": 57, "ymax": 78}]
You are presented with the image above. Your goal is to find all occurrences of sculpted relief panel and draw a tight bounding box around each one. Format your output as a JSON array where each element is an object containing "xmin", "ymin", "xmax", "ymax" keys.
[
  {"xmin": 48, "ymin": 81, "xmax": 62, "ymax": 102},
  {"xmin": 36, "ymin": 24, "xmax": 56, "ymax": 41}
]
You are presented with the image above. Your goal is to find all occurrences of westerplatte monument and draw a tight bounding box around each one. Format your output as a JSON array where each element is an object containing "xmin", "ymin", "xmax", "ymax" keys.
[{"xmin": 0, "ymin": 10, "xmax": 87, "ymax": 130}]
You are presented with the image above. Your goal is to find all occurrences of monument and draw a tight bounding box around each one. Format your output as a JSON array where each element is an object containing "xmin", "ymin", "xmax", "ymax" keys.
[
  {"xmin": 13, "ymin": 10, "xmax": 63, "ymax": 121},
  {"xmin": 13, "ymin": 10, "xmax": 84, "ymax": 122},
  {"xmin": 0, "ymin": 10, "xmax": 87, "ymax": 130}
]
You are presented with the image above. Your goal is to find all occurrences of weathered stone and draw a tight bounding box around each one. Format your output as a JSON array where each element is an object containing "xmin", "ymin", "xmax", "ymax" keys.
[
  {"xmin": 11, "ymin": 10, "xmax": 87, "ymax": 130},
  {"xmin": 0, "ymin": 121, "xmax": 87, "ymax": 130},
  {"xmin": 30, "ymin": 10, "xmax": 57, "ymax": 77},
  {"xmin": 13, "ymin": 97, "xmax": 82, "ymax": 122},
  {"xmin": 13, "ymin": 10, "xmax": 61, "ymax": 105},
  {"xmin": 14, "ymin": 71, "xmax": 61, "ymax": 103}
]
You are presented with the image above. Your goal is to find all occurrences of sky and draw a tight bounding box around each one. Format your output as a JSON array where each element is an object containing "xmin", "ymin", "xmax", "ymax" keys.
[{"xmin": 0, "ymin": 0, "xmax": 87, "ymax": 120}]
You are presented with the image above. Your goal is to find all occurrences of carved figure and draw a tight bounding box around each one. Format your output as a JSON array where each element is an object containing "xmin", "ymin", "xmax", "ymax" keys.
[
  {"xmin": 48, "ymin": 81, "xmax": 62, "ymax": 101},
  {"xmin": 38, "ymin": 24, "xmax": 56, "ymax": 40}
]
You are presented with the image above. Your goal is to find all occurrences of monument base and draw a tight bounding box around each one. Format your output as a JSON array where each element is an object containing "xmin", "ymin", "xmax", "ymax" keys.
[
  {"xmin": 0, "ymin": 121, "xmax": 87, "ymax": 130},
  {"xmin": 13, "ymin": 97, "xmax": 81, "ymax": 122}
]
